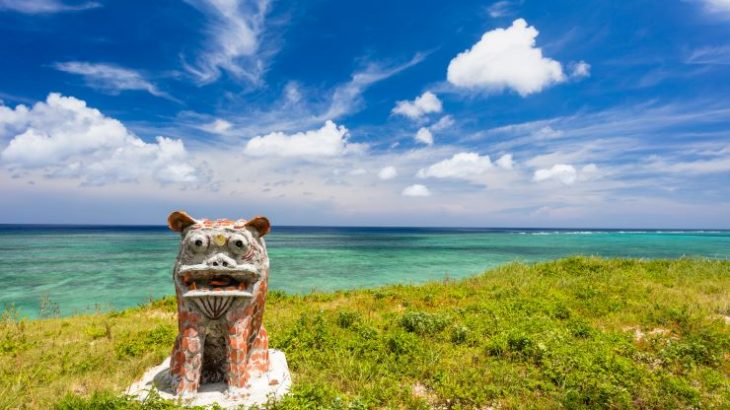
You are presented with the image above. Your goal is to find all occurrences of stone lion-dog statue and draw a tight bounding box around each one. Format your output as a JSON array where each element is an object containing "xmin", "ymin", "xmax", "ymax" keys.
[{"xmin": 166, "ymin": 211, "xmax": 274, "ymax": 398}]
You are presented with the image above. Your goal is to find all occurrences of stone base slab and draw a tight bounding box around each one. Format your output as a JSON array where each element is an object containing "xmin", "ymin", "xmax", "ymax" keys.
[{"xmin": 127, "ymin": 349, "xmax": 292, "ymax": 409}]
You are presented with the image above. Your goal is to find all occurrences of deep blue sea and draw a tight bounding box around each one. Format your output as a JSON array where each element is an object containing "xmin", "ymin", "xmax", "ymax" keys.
[{"xmin": 1, "ymin": 225, "xmax": 728, "ymax": 318}]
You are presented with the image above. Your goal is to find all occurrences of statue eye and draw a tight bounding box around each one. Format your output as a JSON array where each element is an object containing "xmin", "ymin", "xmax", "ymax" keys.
[
  {"xmin": 227, "ymin": 234, "xmax": 249, "ymax": 254},
  {"xmin": 187, "ymin": 234, "xmax": 208, "ymax": 252}
]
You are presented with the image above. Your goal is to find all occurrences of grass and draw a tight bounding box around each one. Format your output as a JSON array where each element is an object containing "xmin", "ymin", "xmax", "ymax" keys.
[{"xmin": 1, "ymin": 257, "xmax": 730, "ymax": 409}]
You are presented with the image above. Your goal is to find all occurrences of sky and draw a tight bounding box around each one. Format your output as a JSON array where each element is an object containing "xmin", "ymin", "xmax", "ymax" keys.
[{"xmin": 0, "ymin": 0, "xmax": 729, "ymax": 228}]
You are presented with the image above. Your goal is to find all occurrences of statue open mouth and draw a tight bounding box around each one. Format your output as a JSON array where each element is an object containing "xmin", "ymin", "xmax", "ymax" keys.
[{"xmin": 177, "ymin": 265, "xmax": 260, "ymax": 319}]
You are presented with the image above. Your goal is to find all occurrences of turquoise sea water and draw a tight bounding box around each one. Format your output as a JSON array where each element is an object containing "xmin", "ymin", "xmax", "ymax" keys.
[{"xmin": 1, "ymin": 225, "xmax": 729, "ymax": 318}]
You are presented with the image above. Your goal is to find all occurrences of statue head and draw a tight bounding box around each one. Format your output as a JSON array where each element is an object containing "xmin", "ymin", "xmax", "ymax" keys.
[{"xmin": 167, "ymin": 210, "xmax": 271, "ymax": 319}]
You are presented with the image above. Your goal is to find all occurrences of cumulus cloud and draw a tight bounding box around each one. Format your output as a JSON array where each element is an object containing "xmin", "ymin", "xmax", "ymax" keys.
[
  {"xmin": 415, "ymin": 127, "xmax": 434, "ymax": 145},
  {"xmin": 496, "ymin": 153, "xmax": 514, "ymax": 169},
  {"xmin": 183, "ymin": 0, "xmax": 271, "ymax": 85},
  {"xmin": 569, "ymin": 61, "xmax": 591, "ymax": 79},
  {"xmin": 392, "ymin": 91, "xmax": 443, "ymax": 120},
  {"xmin": 0, "ymin": 93, "xmax": 204, "ymax": 186},
  {"xmin": 0, "ymin": 0, "xmax": 99, "ymax": 14},
  {"xmin": 417, "ymin": 152, "xmax": 513, "ymax": 180},
  {"xmin": 378, "ymin": 166, "xmax": 397, "ymax": 180},
  {"xmin": 534, "ymin": 164, "xmax": 576, "ymax": 184},
  {"xmin": 533, "ymin": 163, "xmax": 597, "ymax": 185},
  {"xmin": 411, "ymin": 115, "xmax": 453, "ymax": 147},
  {"xmin": 244, "ymin": 120, "xmax": 360, "ymax": 158},
  {"xmin": 53, "ymin": 62, "xmax": 173, "ymax": 100},
  {"xmin": 402, "ymin": 184, "xmax": 431, "ymax": 197},
  {"xmin": 447, "ymin": 19, "xmax": 567, "ymax": 96}
]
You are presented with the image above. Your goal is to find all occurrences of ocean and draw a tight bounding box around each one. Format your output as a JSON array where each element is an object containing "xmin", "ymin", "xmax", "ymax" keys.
[{"xmin": 1, "ymin": 225, "xmax": 728, "ymax": 318}]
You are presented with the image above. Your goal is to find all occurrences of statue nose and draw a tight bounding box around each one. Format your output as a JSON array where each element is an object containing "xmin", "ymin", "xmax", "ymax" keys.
[{"xmin": 206, "ymin": 254, "xmax": 236, "ymax": 268}]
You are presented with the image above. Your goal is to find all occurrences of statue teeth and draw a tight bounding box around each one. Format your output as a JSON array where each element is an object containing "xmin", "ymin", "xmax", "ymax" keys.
[{"xmin": 192, "ymin": 296, "xmax": 234, "ymax": 320}]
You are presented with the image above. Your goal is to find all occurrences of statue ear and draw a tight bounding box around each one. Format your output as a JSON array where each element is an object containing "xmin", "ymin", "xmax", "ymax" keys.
[
  {"xmin": 168, "ymin": 211, "xmax": 197, "ymax": 232},
  {"xmin": 245, "ymin": 216, "xmax": 271, "ymax": 237}
]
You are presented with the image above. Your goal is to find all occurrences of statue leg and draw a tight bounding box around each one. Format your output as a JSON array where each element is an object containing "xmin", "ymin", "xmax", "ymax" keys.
[
  {"xmin": 170, "ymin": 324, "xmax": 204, "ymax": 396},
  {"xmin": 226, "ymin": 318, "xmax": 252, "ymax": 395},
  {"xmin": 246, "ymin": 326, "xmax": 270, "ymax": 375}
]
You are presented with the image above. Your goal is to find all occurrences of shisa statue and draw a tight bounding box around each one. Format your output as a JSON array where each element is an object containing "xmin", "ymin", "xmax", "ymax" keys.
[{"xmin": 128, "ymin": 211, "xmax": 290, "ymax": 407}]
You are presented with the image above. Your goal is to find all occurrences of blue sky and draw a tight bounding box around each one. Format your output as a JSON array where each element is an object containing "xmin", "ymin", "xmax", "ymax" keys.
[{"xmin": 0, "ymin": 0, "xmax": 729, "ymax": 227}]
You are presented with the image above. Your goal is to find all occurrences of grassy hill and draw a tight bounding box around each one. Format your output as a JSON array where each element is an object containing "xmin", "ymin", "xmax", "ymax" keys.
[{"xmin": 2, "ymin": 257, "xmax": 729, "ymax": 409}]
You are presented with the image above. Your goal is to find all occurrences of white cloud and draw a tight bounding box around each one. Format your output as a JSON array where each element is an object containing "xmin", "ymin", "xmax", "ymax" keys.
[
  {"xmin": 415, "ymin": 127, "xmax": 434, "ymax": 145},
  {"xmin": 201, "ymin": 118, "xmax": 233, "ymax": 134},
  {"xmin": 418, "ymin": 152, "xmax": 493, "ymax": 179},
  {"xmin": 487, "ymin": 1, "xmax": 515, "ymax": 18},
  {"xmin": 578, "ymin": 163, "xmax": 599, "ymax": 182},
  {"xmin": 324, "ymin": 55, "xmax": 425, "ymax": 120},
  {"xmin": 53, "ymin": 62, "xmax": 173, "ymax": 100},
  {"xmin": 647, "ymin": 156, "xmax": 730, "ymax": 175},
  {"xmin": 569, "ymin": 61, "xmax": 591, "ymax": 79},
  {"xmin": 411, "ymin": 115, "xmax": 452, "ymax": 148},
  {"xmin": 392, "ymin": 91, "xmax": 443, "ymax": 119},
  {"xmin": 0, "ymin": 93, "xmax": 203, "ymax": 186},
  {"xmin": 533, "ymin": 164, "xmax": 576, "ymax": 184},
  {"xmin": 496, "ymin": 153, "xmax": 514, "ymax": 169},
  {"xmin": 701, "ymin": 0, "xmax": 730, "ymax": 14},
  {"xmin": 686, "ymin": 46, "xmax": 730, "ymax": 65},
  {"xmin": 0, "ymin": 0, "xmax": 99, "ymax": 14},
  {"xmin": 175, "ymin": 55, "xmax": 426, "ymax": 140},
  {"xmin": 533, "ymin": 163, "xmax": 597, "ymax": 185},
  {"xmin": 284, "ymin": 81, "xmax": 302, "ymax": 103},
  {"xmin": 447, "ymin": 18, "xmax": 566, "ymax": 96},
  {"xmin": 183, "ymin": 0, "xmax": 271, "ymax": 85},
  {"xmin": 430, "ymin": 115, "xmax": 455, "ymax": 131},
  {"xmin": 402, "ymin": 184, "xmax": 431, "ymax": 197},
  {"xmin": 378, "ymin": 166, "xmax": 397, "ymax": 180},
  {"xmin": 244, "ymin": 120, "xmax": 359, "ymax": 158}
]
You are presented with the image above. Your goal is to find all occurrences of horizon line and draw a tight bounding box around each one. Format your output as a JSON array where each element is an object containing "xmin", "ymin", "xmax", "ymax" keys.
[{"xmin": 0, "ymin": 223, "xmax": 728, "ymax": 231}]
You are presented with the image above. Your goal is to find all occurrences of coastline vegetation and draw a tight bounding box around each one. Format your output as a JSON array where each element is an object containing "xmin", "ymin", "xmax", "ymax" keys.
[{"xmin": 2, "ymin": 257, "xmax": 730, "ymax": 409}]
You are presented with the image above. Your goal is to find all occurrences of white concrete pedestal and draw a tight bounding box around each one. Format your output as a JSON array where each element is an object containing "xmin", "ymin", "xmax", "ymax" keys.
[{"xmin": 127, "ymin": 349, "xmax": 292, "ymax": 409}]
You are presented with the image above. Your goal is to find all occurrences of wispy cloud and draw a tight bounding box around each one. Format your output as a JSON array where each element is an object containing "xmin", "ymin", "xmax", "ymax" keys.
[
  {"xmin": 3, "ymin": 93, "xmax": 729, "ymax": 227},
  {"xmin": 183, "ymin": 0, "xmax": 272, "ymax": 85},
  {"xmin": 647, "ymin": 155, "xmax": 730, "ymax": 175},
  {"xmin": 170, "ymin": 54, "xmax": 426, "ymax": 140},
  {"xmin": 686, "ymin": 46, "xmax": 730, "ymax": 65},
  {"xmin": 53, "ymin": 62, "xmax": 178, "ymax": 101},
  {"xmin": 699, "ymin": 0, "xmax": 730, "ymax": 15},
  {"xmin": 322, "ymin": 54, "xmax": 426, "ymax": 120},
  {"xmin": 463, "ymin": 99, "xmax": 730, "ymax": 196},
  {"xmin": 0, "ymin": 0, "xmax": 99, "ymax": 14},
  {"xmin": 487, "ymin": 1, "xmax": 518, "ymax": 18}
]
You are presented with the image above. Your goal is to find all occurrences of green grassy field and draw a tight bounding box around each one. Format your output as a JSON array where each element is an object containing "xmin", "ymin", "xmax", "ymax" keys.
[{"xmin": 1, "ymin": 257, "xmax": 729, "ymax": 409}]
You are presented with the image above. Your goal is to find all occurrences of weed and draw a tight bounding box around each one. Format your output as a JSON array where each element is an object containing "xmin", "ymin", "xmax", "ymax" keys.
[
  {"xmin": 400, "ymin": 311, "xmax": 448, "ymax": 335},
  {"xmin": 114, "ymin": 324, "xmax": 176, "ymax": 359}
]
